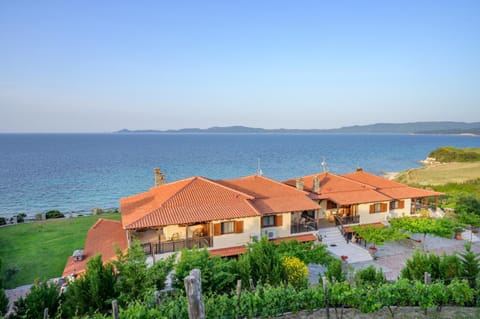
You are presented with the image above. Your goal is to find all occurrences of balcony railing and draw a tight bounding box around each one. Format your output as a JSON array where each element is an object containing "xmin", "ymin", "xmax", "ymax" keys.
[
  {"xmin": 291, "ymin": 220, "xmax": 318, "ymax": 234},
  {"xmin": 141, "ymin": 236, "xmax": 213, "ymax": 255},
  {"xmin": 334, "ymin": 215, "xmax": 360, "ymax": 226}
]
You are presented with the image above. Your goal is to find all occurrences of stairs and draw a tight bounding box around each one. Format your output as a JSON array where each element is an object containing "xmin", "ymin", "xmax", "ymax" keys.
[{"xmin": 318, "ymin": 227, "xmax": 373, "ymax": 263}]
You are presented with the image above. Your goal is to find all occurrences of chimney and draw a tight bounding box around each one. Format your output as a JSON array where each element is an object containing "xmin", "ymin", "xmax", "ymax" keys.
[
  {"xmin": 313, "ymin": 175, "xmax": 320, "ymax": 192},
  {"xmin": 154, "ymin": 167, "xmax": 165, "ymax": 186},
  {"xmin": 296, "ymin": 177, "xmax": 304, "ymax": 191},
  {"xmin": 356, "ymin": 167, "xmax": 363, "ymax": 172}
]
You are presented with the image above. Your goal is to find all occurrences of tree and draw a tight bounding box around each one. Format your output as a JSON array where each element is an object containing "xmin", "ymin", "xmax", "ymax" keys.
[
  {"xmin": 174, "ymin": 248, "xmax": 237, "ymax": 295},
  {"xmin": 237, "ymin": 236, "xmax": 285, "ymax": 286},
  {"xmin": 459, "ymin": 242, "xmax": 480, "ymax": 290},
  {"xmin": 0, "ymin": 288, "xmax": 8, "ymax": 317},
  {"xmin": 351, "ymin": 225, "xmax": 406, "ymax": 249},
  {"xmin": 9, "ymin": 280, "xmax": 60, "ymax": 319},
  {"xmin": 62, "ymin": 255, "xmax": 117, "ymax": 316},
  {"xmin": 390, "ymin": 216, "xmax": 455, "ymax": 251},
  {"xmin": 455, "ymin": 194, "xmax": 480, "ymax": 215}
]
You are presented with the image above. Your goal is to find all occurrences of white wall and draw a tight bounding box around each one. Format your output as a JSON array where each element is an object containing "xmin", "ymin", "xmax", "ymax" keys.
[
  {"xmin": 389, "ymin": 199, "xmax": 412, "ymax": 218},
  {"xmin": 212, "ymin": 216, "xmax": 260, "ymax": 249},
  {"xmin": 357, "ymin": 202, "xmax": 388, "ymax": 224}
]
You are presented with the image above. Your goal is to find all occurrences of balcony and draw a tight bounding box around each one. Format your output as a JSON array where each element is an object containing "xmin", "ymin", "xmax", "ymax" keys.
[
  {"xmin": 141, "ymin": 236, "xmax": 213, "ymax": 255},
  {"xmin": 291, "ymin": 218, "xmax": 318, "ymax": 234},
  {"xmin": 334, "ymin": 215, "xmax": 360, "ymax": 226}
]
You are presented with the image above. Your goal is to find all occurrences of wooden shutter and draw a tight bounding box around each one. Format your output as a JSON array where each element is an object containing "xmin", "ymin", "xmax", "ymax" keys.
[
  {"xmin": 389, "ymin": 201, "xmax": 394, "ymax": 210},
  {"xmin": 261, "ymin": 216, "xmax": 264, "ymax": 228},
  {"xmin": 369, "ymin": 204, "xmax": 375, "ymax": 214},
  {"xmin": 398, "ymin": 200, "xmax": 405, "ymax": 209},
  {"xmin": 327, "ymin": 200, "xmax": 334, "ymax": 209},
  {"xmin": 275, "ymin": 215, "xmax": 283, "ymax": 226},
  {"xmin": 235, "ymin": 220, "xmax": 244, "ymax": 233},
  {"xmin": 381, "ymin": 203, "xmax": 388, "ymax": 212},
  {"xmin": 214, "ymin": 223, "xmax": 221, "ymax": 236}
]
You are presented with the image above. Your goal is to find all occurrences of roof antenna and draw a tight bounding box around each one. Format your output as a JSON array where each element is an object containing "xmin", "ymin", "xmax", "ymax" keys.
[
  {"xmin": 321, "ymin": 157, "xmax": 328, "ymax": 172},
  {"xmin": 257, "ymin": 158, "xmax": 263, "ymax": 176}
]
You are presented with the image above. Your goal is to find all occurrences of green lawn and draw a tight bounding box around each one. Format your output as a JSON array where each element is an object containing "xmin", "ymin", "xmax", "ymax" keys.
[{"xmin": 0, "ymin": 213, "xmax": 121, "ymax": 289}]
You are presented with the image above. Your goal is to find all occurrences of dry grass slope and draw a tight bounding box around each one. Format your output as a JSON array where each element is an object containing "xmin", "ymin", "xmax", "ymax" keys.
[{"xmin": 395, "ymin": 162, "xmax": 480, "ymax": 186}]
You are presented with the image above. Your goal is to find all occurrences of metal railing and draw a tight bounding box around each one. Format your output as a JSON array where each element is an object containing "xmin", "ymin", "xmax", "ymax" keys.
[
  {"xmin": 141, "ymin": 236, "xmax": 213, "ymax": 255},
  {"xmin": 334, "ymin": 215, "xmax": 360, "ymax": 226},
  {"xmin": 291, "ymin": 221, "xmax": 318, "ymax": 234}
]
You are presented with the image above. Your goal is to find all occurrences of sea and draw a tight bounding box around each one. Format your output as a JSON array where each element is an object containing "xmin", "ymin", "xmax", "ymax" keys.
[{"xmin": 1, "ymin": 133, "xmax": 480, "ymax": 218}]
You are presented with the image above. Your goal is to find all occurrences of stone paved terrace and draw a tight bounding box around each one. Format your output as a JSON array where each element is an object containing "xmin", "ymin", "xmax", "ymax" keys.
[{"xmin": 349, "ymin": 231, "xmax": 480, "ymax": 281}]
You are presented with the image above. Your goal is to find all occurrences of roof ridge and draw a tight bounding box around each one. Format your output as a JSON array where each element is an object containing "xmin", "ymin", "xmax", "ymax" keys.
[
  {"xmin": 198, "ymin": 176, "xmax": 256, "ymax": 199},
  {"xmin": 254, "ymin": 174, "xmax": 312, "ymax": 195}
]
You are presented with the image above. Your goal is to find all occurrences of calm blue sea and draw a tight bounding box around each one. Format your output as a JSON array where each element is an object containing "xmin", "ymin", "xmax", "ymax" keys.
[{"xmin": 1, "ymin": 133, "xmax": 480, "ymax": 217}]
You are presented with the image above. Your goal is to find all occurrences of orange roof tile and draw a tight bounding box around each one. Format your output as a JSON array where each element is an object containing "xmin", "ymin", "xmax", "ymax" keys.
[
  {"xmin": 343, "ymin": 222, "xmax": 384, "ymax": 233},
  {"xmin": 342, "ymin": 171, "xmax": 408, "ymax": 189},
  {"xmin": 209, "ymin": 246, "xmax": 247, "ymax": 257},
  {"xmin": 218, "ymin": 175, "xmax": 320, "ymax": 214},
  {"xmin": 121, "ymin": 176, "xmax": 259, "ymax": 229},
  {"xmin": 285, "ymin": 170, "xmax": 443, "ymax": 205},
  {"xmin": 271, "ymin": 233, "xmax": 317, "ymax": 243},
  {"xmin": 62, "ymin": 219, "xmax": 128, "ymax": 277}
]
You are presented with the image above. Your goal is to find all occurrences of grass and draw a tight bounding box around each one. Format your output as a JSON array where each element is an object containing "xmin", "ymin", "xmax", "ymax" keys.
[
  {"xmin": 395, "ymin": 162, "xmax": 480, "ymax": 186},
  {"xmin": 0, "ymin": 213, "xmax": 121, "ymax": 289}
]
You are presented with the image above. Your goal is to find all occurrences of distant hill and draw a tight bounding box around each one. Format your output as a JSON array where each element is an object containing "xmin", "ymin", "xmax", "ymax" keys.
[{"xmin": 115, "ymin": 121, "xmax": 480, "ymax": 135}]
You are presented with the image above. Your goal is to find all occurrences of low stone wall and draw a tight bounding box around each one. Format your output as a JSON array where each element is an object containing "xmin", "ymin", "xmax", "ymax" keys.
[{"xmin": 275, "ymin": 306, "xmax": 480, "ymax": 319}]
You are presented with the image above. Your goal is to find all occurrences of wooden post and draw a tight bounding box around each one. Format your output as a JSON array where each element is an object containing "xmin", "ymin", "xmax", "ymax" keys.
[
  {"xmin": 154, "ymin": 290, "xmax": 161, "ymax": 306},
  {"xmin": 322, "ymin": 276, "xmax": 330, "ymax": 319},
  {"xmin": 184, "ymin": 269, "xmax": 205, "ymax": 319},
  {"xmin": 112, "ymin": 300, "xmax": 119, "ymax": 319},
  {"xmin": 236, "ymin": 279, "xmax": 242, "ymax": 298},
  {"xmin": 249, "ymin": 278, "xmax": 255, "ymax": 291},
  {"xmin": 424, "ymin": 272, "xmax": 431, "ymax": 316},
  {"xmin": 43, "ymin": 308, "xmax": 49, "ymax": 319}
]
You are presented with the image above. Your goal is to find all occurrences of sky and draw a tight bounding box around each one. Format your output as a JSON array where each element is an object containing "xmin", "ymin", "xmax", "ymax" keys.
[{"xmin": 0, "ymin": 1, "xmax": 479, "ymax": 132}]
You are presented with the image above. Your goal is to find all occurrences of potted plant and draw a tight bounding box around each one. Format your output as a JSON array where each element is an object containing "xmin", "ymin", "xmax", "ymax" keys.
[
  {"xmin": 341, "ymin": 255, "xmax": 348, "ymax": 261},
  {"xmin": 453, "ymin": 226, "xmax": 464, "ymax": 240}
]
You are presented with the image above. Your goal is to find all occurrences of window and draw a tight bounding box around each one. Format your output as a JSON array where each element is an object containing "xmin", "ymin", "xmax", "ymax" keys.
[
  {"xmin": 369, "ymin": 203, "xmax": 387, "ymax": 214},
  {"xmin": 214, "ymin": 220, "xmax": 243, "ymax": 236},
  {"xmin": 221, "ymin": 221, "xmax": 235, "ymax": 234},
  {"xmin": 389, "ymin": 200, "xmax": 405, "ymax": 210},
  {"xmin": 262, "ymin": 215, "xmax": 275, "ymax": 228}
]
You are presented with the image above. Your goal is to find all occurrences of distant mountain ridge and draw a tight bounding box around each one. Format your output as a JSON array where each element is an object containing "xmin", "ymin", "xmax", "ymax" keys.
[{"xmin": 116, "ymin": 122, "xmax": 480, "ymax": 135}]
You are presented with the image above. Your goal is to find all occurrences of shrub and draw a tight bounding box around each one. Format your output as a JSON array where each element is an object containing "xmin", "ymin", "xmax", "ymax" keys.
[
  {"xmin": 324, "ymin": 258, "xmax": 345, "ymax": 283},
  {"xmin": 16, "ymin": 213, "xmax": 27, "ymax": 223},
  {"xmin": 173, "ymin": 248, "xmax": 237, "ymax": 295},
  {"xmin": 400, "ymin": 250, "xmax": 441, "ymax": 281},
  {"xmin": 0, "ymin": 217, "xmax": 6, "ymax": 226},
  {"xmin": 0, "ymin": 288, "xmax": 8, "ymax": 317},
  {"xmin": 45, "ymin": 210, "xmax": 64, "ymax": 219},
  {"xmin": 354, "ymin": 265, "xmax": 385, "ymax": 288},
  {"xmin": 282, "ymin": 256, "xmax": 308, "ymax": 288}
]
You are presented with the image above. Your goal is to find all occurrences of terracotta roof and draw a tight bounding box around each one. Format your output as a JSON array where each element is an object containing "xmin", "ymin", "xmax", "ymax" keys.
[
  {"xmin": 342, "ymin": 171, "xmax": 443, "ymax": 199},
  {"xmin": 209, "ymin": 246, "xmax": 247, "ymax": 257},
  {"xmin": 377, "ymin": 186, "xmax": 443, "ymax": 199},
  {"xmin": 285, "ymin": 170, "xmax": 443, "ymax": 205},
  {"xmin": 343, "ymin": 222, "xmax": 384, "ymax": 233},
  {"xmin": 342, "ymin": 171, "xmax": 409, "ymax": 189},
  {"xmin": 62, "ymin": 219, "xmax": 127, "ymax": 277},
  {"xmin": 121, "ymin": 176, "xmax": 259, "ymax": 229},
  {"xmin": 218, "ymin": 175, "xmax": 320, "ymax": 214},
  {"xmin": 271, "ymin": 233, "xmax": 317, "ymax": 243},
  {"xmin": 284, "ymin": 172, "xmax": 373, "ymax": 194}
]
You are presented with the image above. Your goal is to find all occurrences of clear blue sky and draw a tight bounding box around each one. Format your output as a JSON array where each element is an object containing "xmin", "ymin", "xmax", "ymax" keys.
[{"xmin": 1, "ymin": 1, "xmax": 479, "ymax": 132}]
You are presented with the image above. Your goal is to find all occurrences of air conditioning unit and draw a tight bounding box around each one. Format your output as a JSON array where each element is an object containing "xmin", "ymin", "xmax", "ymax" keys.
[
  {"xmin": 250, "ymin": 233, "xmax": 260, "ymax": 241},
  {"xmin": 267, "ymin": 230, "xmax": 277, "ymax": 239}
]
